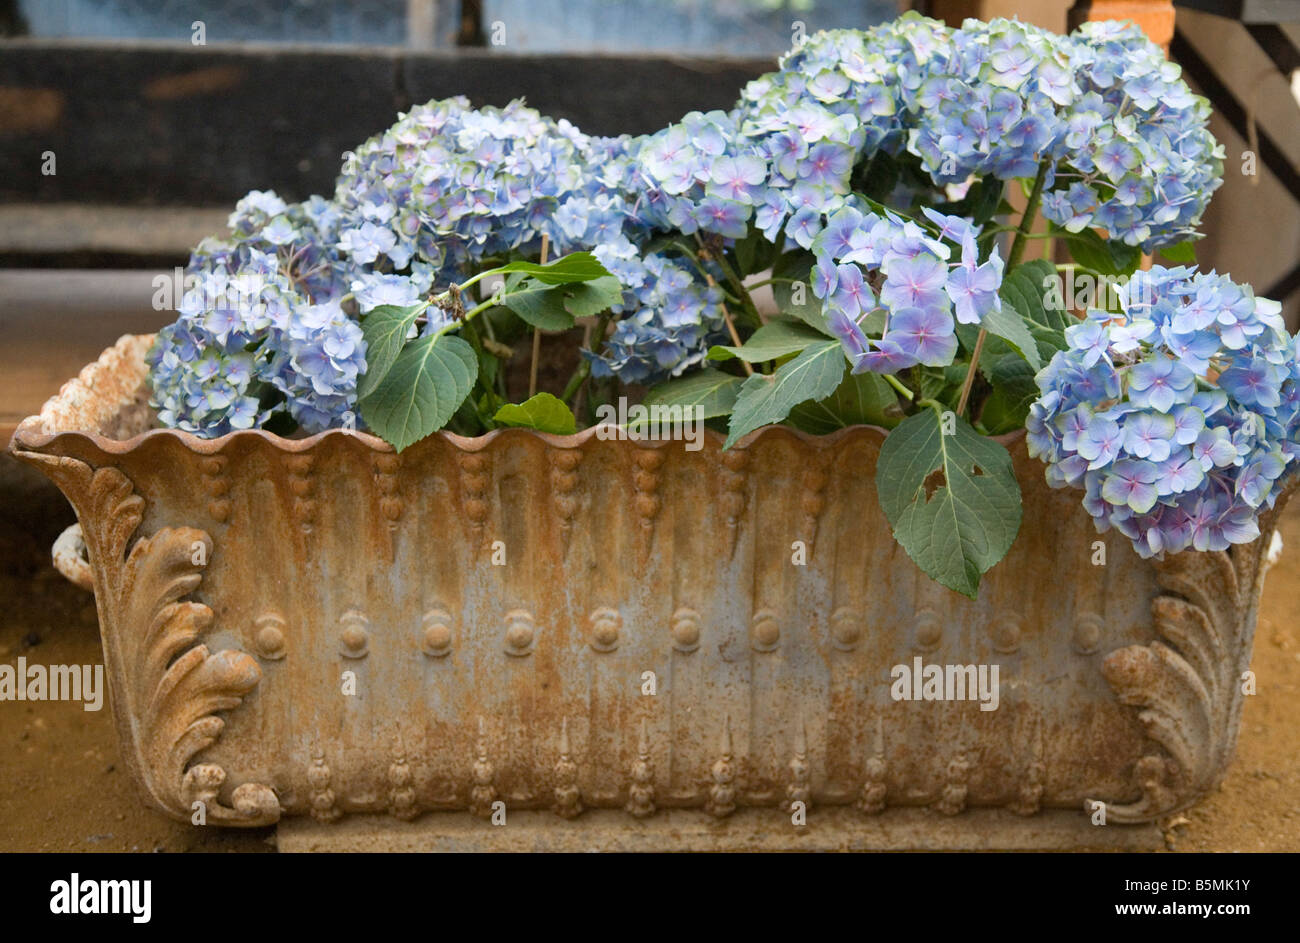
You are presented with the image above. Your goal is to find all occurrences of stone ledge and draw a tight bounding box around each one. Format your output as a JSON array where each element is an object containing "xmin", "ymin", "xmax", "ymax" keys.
[{"xmin": 0, "ymin": 205, "xmax": 228, "ymax": 255}]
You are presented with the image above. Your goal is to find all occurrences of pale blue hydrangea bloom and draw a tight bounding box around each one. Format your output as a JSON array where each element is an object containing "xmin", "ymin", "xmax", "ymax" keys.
[
  {"xmin": 148, "ymin": 192, "xmax": 365, "ymax": 436},
  {"xmin": 332, "ymin": 97, "xmax": 602, "ymax": 284},
  {"xmin": 1028, "ymin": 266, "xmax": 1297, "ymax": 558},
  {"xmin": 583, "ymin": 236, "xmax": 729, "ymax": 384}
]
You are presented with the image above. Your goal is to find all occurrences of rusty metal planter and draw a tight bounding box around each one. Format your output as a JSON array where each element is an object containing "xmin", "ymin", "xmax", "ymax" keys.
[{"xmin": 8, "ymin": 334, "xmax": 1289, "ymax": 848}]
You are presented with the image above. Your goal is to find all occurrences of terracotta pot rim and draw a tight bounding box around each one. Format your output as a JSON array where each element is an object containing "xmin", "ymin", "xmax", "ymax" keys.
[{"xmin": 7, "ymin": 332, "xmax": 1030, "ymax": 456}]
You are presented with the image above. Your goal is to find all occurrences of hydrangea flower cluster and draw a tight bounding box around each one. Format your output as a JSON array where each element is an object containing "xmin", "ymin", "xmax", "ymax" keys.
[
  {"xmin": 333, "ymin": 97, "xmax": 608, "ymax": 283},
  {"xmin": 583, "ymin": 242, "xmax": 728, "ymax": 384},
  {"xmin": 634, "ymin": 110, "xmax": 779, "ymax": 241},
  {"xmin": 1043, "ymin": 21, "xmax": 1223, "ymax": 249},
  {"xmin": 147, "ymin": 190, "xmax": 366, "ymax": 436},
  {"xmin": 899, "ymin": 19, "xmax": 1080, "ymax": 193},
  {"xmin": 625, "ymin": 101, "xmax": 1007, "ymax": 380},
  {"xmin": 619, "ymin": 14, "xmax": 1219, "ymax": 381},
  {"xmin": 722, "ymin": 15, "xmax": 1220, "ymax": 252},
  {"xmin": 812, "ymin": 204, "xmax": 1004, "ymax": 373},
  {"xmin": 328, "ymin": 97, "xmax": 732, "ymax": 384},
  {"xmin": 735, "ymin": 21, "xmax": 925, "ymax": 239},
  {"xmin": 1027, "ymin": 266, "xmax": 1298, "ymax": 557}
]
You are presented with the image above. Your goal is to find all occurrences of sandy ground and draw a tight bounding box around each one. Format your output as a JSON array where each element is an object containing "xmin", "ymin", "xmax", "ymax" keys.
[{"xmin": 0, "ymin": 457, "xmax": 1296, "ymax": 853}]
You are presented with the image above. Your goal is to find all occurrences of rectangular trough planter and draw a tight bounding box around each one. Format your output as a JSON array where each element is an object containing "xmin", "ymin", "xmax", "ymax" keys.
[{"xmin": 9, "ymin": 334, "xmax": 1288, "ymax": 849}]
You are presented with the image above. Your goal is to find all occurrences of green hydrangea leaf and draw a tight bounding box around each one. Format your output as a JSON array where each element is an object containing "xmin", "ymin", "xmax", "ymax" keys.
[
  {"xmin": 563, "ymin": 275, "xmax": 624, "ymax": 318},
  {"xmin": 876, "ymin": 406, "xmax": 1022, "ymax": 598},
  {"xmin": 502, "ymin": 275, "xmax": 577, "ymax": 331},
  {"xmin": 771, "ymin": 250, "xmax": 828, "ymax": 332},
  {"xmin": 493, "ymin": 392, "xmax": 577, "ymax": 434},
  {"xmin": 1156, "ymin": 240, "xmax": 1197, "ymax": 264},
  {"xmin": 358, "ymin": 303, "xmax": 427, "ymax": 399},
  {"xmin": 643, "ymin": 368, "xmax": 745, "ymax": 420},
  {"xmin": 980, "ymin": 299, "xmax": 1041, "ymax": 371},
  {"xmin": 708, "ymin": 318, "xmax": 828, "ymax": 363},
  {"xmin": 978, "ymin": 354, "xmax": 1039, "ymax": 434},
  {"xmin": 724, "ymin": 340, "xmax": 846, "ymax": 448},
  {"xmin": 360, "ymin": 334, "xmax": 478, "ymax": 452},
  {"xmin": 1053, "ymin": 226, "xmax": 1141, "ymax": 278},
  {"xmin": 787, "ymin": 369, "xmax": 902, "ymax": 432},
  {"xmin": 491, "ymin": 251, "xmax": 612, "ymax": 284}
]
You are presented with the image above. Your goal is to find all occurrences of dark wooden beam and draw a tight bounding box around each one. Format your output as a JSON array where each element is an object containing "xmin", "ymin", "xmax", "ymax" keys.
[
  {"xmin": 1171, "ymin": 28, "xmax": 1300, "ymax": 204},
  {"xmin": 1245, "ymin": 21, "xmax": 1300, "ymax": 72},
  {"xmin": 0, "ymin": 41, "xmax": 769, "ymax": 208},
  {"xmin": 1174, "ymin": 0, "xmax": 1300, "ymax": 23}
]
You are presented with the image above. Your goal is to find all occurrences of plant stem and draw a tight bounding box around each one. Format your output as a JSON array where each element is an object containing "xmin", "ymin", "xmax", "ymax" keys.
[
  {"xmin": 460, "ymin": 315, "xmax": 484, "ymax": 361},
  {"xmin": 1006, "ymin": 159, "xmax": 1051, "ymax": 270},
  {"xmin": 883, "ymin": 372, "xmax": 914, "ymax": 402},
  {"xmin": 696, "ymin": 234, "xmax": 762, "ymax": 328},
  {"xmin": 434, "ymin": 297, "xmax": 494, "ymax": 337},
  {"xmin": 477, "ymin": 308, "xmax": 509, "ymax": 397},
  {"xmin": 560, "ymin": 359, "xmax": 590, "ymax": 404},
  {"xmin": 715, "ymin": 252, "xmax": 763, "ymax": 327},
  {"xmin": 975, "ymin": 225, "xmax": 1020, "ymax": 243},
  {"xmin": 993, "ymin": 231, "xmax": 1060, "ymax": 242},
  {"xmin": 954, "ymin": 329, "xmax": 988, "ymax": 417},
  {"xmin": 718, "ymin": 297, "xmax": 755, "ymax": 376},
  {"xmin": 455, "ymin": 268, "xmax": 496, "ymax": 294},
  {"xmin": 743, "ymin": 276, "xmax": 800, "ymax": 289},
  {"xmin": 563, "ymin": 312, "xmax": 611, "ymax": 413},
  {"xmin": 528, "ymin": 236, "xmax": 549, "ymax": 398},
  {"xmin": 694, "ymin": 262, "xmax": 754, "ymax": 377},
  {"xmin": 956, "ymin": 159, "xmax": 1052, "ymax": 417}
]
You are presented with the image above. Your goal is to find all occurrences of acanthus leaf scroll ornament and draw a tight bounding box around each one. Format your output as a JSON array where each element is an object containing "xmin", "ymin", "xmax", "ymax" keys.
[
  {"xmin": 16, "ymin": 453, "xmax": 280, "ymax": 827},
  {"xmin": 1089, "ymin": 491, "xmax": 1289, "ymax": 824}
]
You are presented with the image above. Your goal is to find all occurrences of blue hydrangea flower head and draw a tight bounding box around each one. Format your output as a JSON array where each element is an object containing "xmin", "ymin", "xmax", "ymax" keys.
[
  {"xmin": 1028, "ymin": 265, "xmax": 1297, "ymax": 558},
  {"xmin": 148, "ymin": 191, "xmax": 366, "ymax": 437}
]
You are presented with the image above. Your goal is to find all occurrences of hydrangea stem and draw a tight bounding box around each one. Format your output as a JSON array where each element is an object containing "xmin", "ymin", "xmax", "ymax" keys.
[
  {"xmin": 560, "ymin": 359, "xmax": 590, "ymax": 404},
  {"xmin": 883, "ymin": 372, "xmax": 914, "ymax": 402},
  {"xmin": 439, "ymin": 296, "xmax": 495, "ymax": 333},
  {"xmin": 1007, "ymin": 160, "xmax": 1051, "ymax": 270},
  {"xmin": 715, "ymin": 251, "xmax": 763, "ymax": 328},
  {"xmin": 705, "ymin": 273, "xmax": 754, "ymax": 377},
  {"xmin": 955, "ymin": 330, "xmax": 988, "ymax": 417},
  {"xmin": 453, "ymin": 269, "xmax": 495, "ymax": 295},
  {"xmin": 695, "ymin": 234, "xmax": 763, "ymax": 329},
  {"xmin": 563, "ymin": 311, "xmax": 610, "ymax": 409},
  {"xmin": 956, "ymin": 159, "xmax": 1052, "ymax": 417},
  {"xmin": 529, "ymin": 235, "xmax": 549, "ymax": 398}
]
